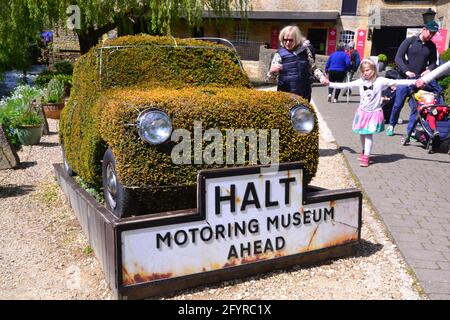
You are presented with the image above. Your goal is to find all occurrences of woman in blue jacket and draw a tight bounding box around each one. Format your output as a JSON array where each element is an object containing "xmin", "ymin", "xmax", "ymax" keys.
[{"xmin": 326, "ymin": 43, "xmax": 351, "ymax": 103}]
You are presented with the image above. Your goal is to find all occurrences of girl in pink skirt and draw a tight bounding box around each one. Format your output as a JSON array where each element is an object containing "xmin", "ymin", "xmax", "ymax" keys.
[{"xmin": 327, "ymin": 59, "xmax": 416, "ymax": 167}]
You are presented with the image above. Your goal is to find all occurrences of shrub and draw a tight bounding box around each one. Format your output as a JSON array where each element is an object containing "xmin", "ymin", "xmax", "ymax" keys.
[
  {"xmin": 377, "ymin": 54, "xmax": 387, "ymax": 63},
  {"xmin": 54, "ymin": 60, "xmax": 73, "ymax": 75}
]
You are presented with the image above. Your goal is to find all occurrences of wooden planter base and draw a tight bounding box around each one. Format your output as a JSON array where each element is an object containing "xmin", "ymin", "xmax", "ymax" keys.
[{"xmin": 43, "ymin": 103, "xmax": 64, "ymax": 119}]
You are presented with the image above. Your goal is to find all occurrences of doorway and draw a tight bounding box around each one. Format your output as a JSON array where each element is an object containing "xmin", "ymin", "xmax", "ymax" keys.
[
  {"xmin": 308, "ymin": 29, "xmax": 327, "ymax": 55},
  {"xmin": 371, "ymin": 27, "xmax": 407, "ymax": 63}
]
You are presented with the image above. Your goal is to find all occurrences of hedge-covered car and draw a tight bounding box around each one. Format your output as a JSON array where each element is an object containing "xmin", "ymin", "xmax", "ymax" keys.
[{"xmin": 60, "ymin": 35, "xmax": 319, "ymax": 218}]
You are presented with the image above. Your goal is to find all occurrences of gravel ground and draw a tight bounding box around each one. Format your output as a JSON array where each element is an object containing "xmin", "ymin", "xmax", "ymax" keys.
[{"xmin": 0, "ymin": 114, "xmax": 426, "ymax": 300}]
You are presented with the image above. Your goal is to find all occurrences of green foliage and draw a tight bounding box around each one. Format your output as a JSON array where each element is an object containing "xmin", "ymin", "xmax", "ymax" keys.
[
  {"xmin": 377, "ymin": 54, "xmax": 387, "ymax": 62},
  {"xmin": 0, "ymin": 85, "xmax": 44, "ymax": 148},
  {"xmin": 44, "ymin": 78, "xmax": 65, "ymax": 103},
  {"xmin": 440, "ymin": 48, "xmax": 450, "ymax": 62},
  {"xmin": 35, "ymin": 72, "xmax": 72, "ymax": 88},
  {"xmin": 54, "ymin": 60, "xmax": 73, "ymax": 75},
  {"xmin": 0, "ymin": 1, "xmax": 249, "ymax": 67},
  {"xmin": 60, "ymin": 35, "xmax": 319, "ymax": 214}
]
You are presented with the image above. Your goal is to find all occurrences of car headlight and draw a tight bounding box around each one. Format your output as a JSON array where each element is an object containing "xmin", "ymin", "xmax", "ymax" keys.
[
  {"xmin": 137, "ymin": 109, "xmax": 173, "ymax": 145},
  {"xmin": 290, "ymin": 104, "xmax": 315, "ymax": 134}
]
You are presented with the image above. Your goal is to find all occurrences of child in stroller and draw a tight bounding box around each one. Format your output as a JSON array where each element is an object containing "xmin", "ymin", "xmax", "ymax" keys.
[{"xmin": 401, "ymin": 90, "xmax": 450, "ymax": 153}]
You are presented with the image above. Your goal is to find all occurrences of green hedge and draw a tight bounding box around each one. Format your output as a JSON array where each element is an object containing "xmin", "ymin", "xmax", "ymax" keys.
[{"xmin": 60, "ymin": 35, "xmax": 319, "ymax": 213}]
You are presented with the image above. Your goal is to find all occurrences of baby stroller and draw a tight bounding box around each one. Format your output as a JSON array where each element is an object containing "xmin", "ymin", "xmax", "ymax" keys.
[
  {"xmin": 401, "ymin": 90, "xmax": 450, "ymax": 154},
  {"xmin": 381, "ymin": 70, "xmax": 403, "ymax": 124}
]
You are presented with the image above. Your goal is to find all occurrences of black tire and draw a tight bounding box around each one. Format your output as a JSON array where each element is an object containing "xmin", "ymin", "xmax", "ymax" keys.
[
  {"xmin": 61, "ymin": 144, "xmax": 75, "ymax": 176},
  {"xmin": 102, "ymin": 148, "xmax": 133, "ymax": 218}
]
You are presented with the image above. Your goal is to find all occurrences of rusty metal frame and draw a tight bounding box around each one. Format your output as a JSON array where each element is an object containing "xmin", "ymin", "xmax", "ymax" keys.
[{"xmin": 54, "ymin": 163, "xmax": 362, "ymax": 300}]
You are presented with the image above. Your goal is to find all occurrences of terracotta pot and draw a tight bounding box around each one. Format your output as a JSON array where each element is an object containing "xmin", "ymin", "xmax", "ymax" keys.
[{"xmin": 43, "ymin": 102, "xmax": 65, "ymax": 119}]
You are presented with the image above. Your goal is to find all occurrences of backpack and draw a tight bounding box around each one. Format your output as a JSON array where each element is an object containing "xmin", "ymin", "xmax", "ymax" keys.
[{"xmin": 346, "ymin": 49, "xmax": 359, "ymax": 71}]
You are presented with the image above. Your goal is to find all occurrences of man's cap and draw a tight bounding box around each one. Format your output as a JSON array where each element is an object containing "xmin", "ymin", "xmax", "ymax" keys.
[{"xmin": 424, "ymin": 21, "xmax": 439, "ymax": 32}]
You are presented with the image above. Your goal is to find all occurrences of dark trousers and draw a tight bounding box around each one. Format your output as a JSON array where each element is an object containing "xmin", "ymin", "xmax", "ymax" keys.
[{"xmin": 327, "ymin": 70, "xmax": 347, "ymax": 99}]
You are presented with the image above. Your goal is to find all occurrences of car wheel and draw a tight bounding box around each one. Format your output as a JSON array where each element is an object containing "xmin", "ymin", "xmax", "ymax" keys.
[
  {"xmin": 61, "ymin": 144, "xmax": 75, "ymax": 176},
  {"xmin": 102, "ymin": 148, "xmax": 132, "ymax": 218}
]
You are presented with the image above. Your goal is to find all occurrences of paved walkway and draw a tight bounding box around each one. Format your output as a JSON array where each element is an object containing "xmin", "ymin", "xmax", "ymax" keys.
[{"xmin": 312, "ymin": 85, "xmax": 450, "ymax": 300}]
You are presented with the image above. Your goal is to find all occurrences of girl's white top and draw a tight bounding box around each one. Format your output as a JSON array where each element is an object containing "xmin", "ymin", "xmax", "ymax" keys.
[{"xmin": 329, "ymin": 77, "xmax": 415, "ymax": 112}]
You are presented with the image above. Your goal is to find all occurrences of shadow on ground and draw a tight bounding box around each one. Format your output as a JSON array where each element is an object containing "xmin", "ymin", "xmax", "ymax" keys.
[{"xmin": 0, "ymin": 184, "xmax": 35, "ymax": 198}]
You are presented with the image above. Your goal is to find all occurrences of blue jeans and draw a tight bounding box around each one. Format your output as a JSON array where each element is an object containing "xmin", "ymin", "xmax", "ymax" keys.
[{"xmin": 389, "ymin": 80, "xmax": 443, "ymax": 134}]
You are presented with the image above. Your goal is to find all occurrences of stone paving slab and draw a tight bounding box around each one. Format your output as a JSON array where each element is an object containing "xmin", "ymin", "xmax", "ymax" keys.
[{"xmin": 312, "ymin": 85, "xmax": 450, "ymax": 300}]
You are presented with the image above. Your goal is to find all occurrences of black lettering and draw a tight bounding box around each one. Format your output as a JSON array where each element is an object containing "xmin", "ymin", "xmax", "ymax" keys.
[
  {"xmin": 265, "ymin": 180, "xmax": 279, "ymax": 207},
  {"xmin": 234, "ymin": 221, "xmax": 246, "ymax": 237},
  {"xmin": 276, "ymin": 236, "xmax": 285, "ymax": 250},
  {"xmin": 174, "ymin": 230, "xmax": 188, "ymax": 246},
  {"xmin": 200, "ymin": 226, "xmax": 213, "ymax": 242},
  {"xmin": 156, "ymin": 232, "xmax": 171, "ymax": 249},
  {"xmin": 215, "ymin": 185, "xmax": 236, "ymax": 215},
  {"xmin": 324, "ymin": 207, "xmax": 335, "ymax": 220},
  {"xmin": 228, "ymin": 245, "xmax": 238, "ymax": 259},
  {"xmin": 279, "ymin": 177, "xmax": 296, "ymax": 205},
  {"xmin": 248, "ymin": 219, "xmax": 259, "ymax": 234},
  {"xmin": 303, "ymin": 210, "xmax": 311, "ymax": 224},
  {"xmin": 293, "ymin": 212, "xmax": 302, "ymax": 226},
  {"xmin": 267, "ymin": 216, "xmax": 279, "ymax": 231},
  {"xmin": 313, "ymin": 209, "xmax": 322, "ymax": 223},
  {"xmin": 241, "ymin": 182, "xmax": 261, "ymax": 211},
  {"xmin": 240, "ymin": 242, "xmax": 251, "ymax": 257},
  {"xmin": 215, "ymin": 224, "xmax": 225, "ymax": 240},
  {"xmin": 188, "ymin": 228, "xmax": 199, "ymax": 244},
  {"xmin": 263, "ymin": 238, "xmax": 274, "ymax": 253},
  {"xmin": 281, "ymin": 214, "xmax": 291, "ymax": 228},
  {"xmin": 254, "ymin": 240, "xmax": 263, "ymax": 254}
]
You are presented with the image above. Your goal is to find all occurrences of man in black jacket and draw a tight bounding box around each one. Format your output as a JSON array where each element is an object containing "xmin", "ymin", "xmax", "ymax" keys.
[{"xmin": 386, "ymin": 21, "xmax": 443, "ymax": 139}]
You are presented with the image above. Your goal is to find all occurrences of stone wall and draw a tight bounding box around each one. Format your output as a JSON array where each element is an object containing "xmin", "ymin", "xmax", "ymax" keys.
[{"xmin": 50, "ymin": 26, "xmax": 81, "ymax": 65}]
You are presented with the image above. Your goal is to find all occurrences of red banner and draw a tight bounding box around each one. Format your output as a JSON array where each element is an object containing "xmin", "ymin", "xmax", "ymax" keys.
[
  {"xmin": 356, "ymin": 29, "xmax": 366, "ymax": 59},
  {"xmin": 432, "ymin": 28, "xmax": 448, "ymax": 54},
  {"xmin": 327, "ymin": 29, "xmax": 337, "ymax": 56}
]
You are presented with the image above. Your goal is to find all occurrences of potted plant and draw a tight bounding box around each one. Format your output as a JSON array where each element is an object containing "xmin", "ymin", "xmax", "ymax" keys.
[
  {"xmin": 0, "ymin": 85, "xmax": 45, "ymax": 148},
  {"xmin": 377, "ymin": 54, "xmax": 388, "ymax": 72},
  {"xmin": 11, "ymin": 105, "xmax": 44, "ymax": 146},
  {"xmin": 42, "ymin": 78, "xmax": 65, "ymax": 119}
]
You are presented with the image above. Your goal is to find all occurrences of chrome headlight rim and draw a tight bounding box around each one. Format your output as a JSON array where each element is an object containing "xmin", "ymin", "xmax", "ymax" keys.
[
  {"xmin": 290, "ymin": 104, "xmax": 315, "ymax": 135},
  {"xmin": 136, "ymin": 108, "xmax": 173, "ymax": 145}
]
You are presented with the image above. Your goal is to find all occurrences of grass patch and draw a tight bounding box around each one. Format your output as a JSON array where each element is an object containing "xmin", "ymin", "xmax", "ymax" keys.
[
  {"xmin": 74, "ymin": 176, "xmax": 104, "ymax": 204},
  {"xmin": 83, "ymin": 246, "xmax": 94, "ymax": 255}
]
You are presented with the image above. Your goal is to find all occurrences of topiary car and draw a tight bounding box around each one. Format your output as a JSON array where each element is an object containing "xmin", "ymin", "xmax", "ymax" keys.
[{"xmin": 59, "ymin": 35, "xmax": 319, "ymax": 218}]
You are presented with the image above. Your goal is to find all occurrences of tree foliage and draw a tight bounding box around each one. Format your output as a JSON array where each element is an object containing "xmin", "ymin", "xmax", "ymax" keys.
[{"xmin": 0, "ymin": 0, "xmax": 249, "ymax": 72}]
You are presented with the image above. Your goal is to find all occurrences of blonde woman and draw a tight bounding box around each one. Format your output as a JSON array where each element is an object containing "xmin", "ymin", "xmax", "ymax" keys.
[
  {"xmin": 327, "ymin": 59, "xmax": 417, "ymax": 166},
  {"xmin": 267, "ymin": 25, "xmax": 327, "ymax": 102}
]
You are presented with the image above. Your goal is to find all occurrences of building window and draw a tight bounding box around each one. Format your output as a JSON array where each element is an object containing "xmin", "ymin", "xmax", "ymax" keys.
[
  {"xmin": 341, "ymin": 0, "xmax": 357, "ymax": 16},
  {"xmin": 340, "ymin": 30, "xmax": 355, "ymax": 45}
]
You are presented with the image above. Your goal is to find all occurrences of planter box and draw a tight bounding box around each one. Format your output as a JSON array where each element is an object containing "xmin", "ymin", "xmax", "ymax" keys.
[
  {"xmin": 43, "ymin": 102, "xmax": 64, "ymax": 119},
  {"xmin": 54, "ymin": 162, "xmax": 362, "ymax": 300}
]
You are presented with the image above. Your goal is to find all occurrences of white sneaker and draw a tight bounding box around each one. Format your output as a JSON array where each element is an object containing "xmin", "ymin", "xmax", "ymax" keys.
[
  {"xmin": 333, "ymin": 98, "xmax": 337, "ymax": 103},
  {"xmin": 327, "ymin": 94, "xmax": 332, "ymax": 102}
]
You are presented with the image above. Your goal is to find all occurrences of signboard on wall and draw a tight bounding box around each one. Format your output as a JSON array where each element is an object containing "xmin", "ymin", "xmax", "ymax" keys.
[
  {"xmin": 356, "ymin": 29, "xmax": 366, "ymax": 59},
  {"xmin": 432, "ymin": 29, "xmax": 448, "ymax": 54},
  {"xmin": 327, "ymin": 29, "xmax": 337, "ymax": 55}
]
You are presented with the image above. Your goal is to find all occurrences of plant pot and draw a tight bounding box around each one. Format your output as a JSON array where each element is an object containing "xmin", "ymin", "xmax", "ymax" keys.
[
  {"xmin": 43, "ymin": 102, "xmax": 65, "ymax": 119},
  {"xmin": 15, "ymin": 125, "xmax": 43, "ymax": 146}
]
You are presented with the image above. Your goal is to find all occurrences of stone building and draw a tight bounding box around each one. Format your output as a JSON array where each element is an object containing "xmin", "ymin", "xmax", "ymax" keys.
[
  {"xmin": 172, "ymin": 0, "xmax": 450, "ymax": 63},
  {"xmin": 51, "ymin": 1, "xmax": 450, "ymax": 64}
]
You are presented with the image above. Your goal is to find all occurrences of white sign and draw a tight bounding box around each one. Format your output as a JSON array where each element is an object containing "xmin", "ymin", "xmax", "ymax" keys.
[
  {"xmin": 406, "ymin": 28, "xmax": 421, "ymax": 39},
  {"xmin": 120, "ymin": 164, "xmax": 360, "ymax": 286}
]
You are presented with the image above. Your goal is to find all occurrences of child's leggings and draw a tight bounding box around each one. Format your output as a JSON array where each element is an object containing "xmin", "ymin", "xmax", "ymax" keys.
[{"xmin": 360, "ymin": 134, "xmax": 373, "ymax": 156}]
